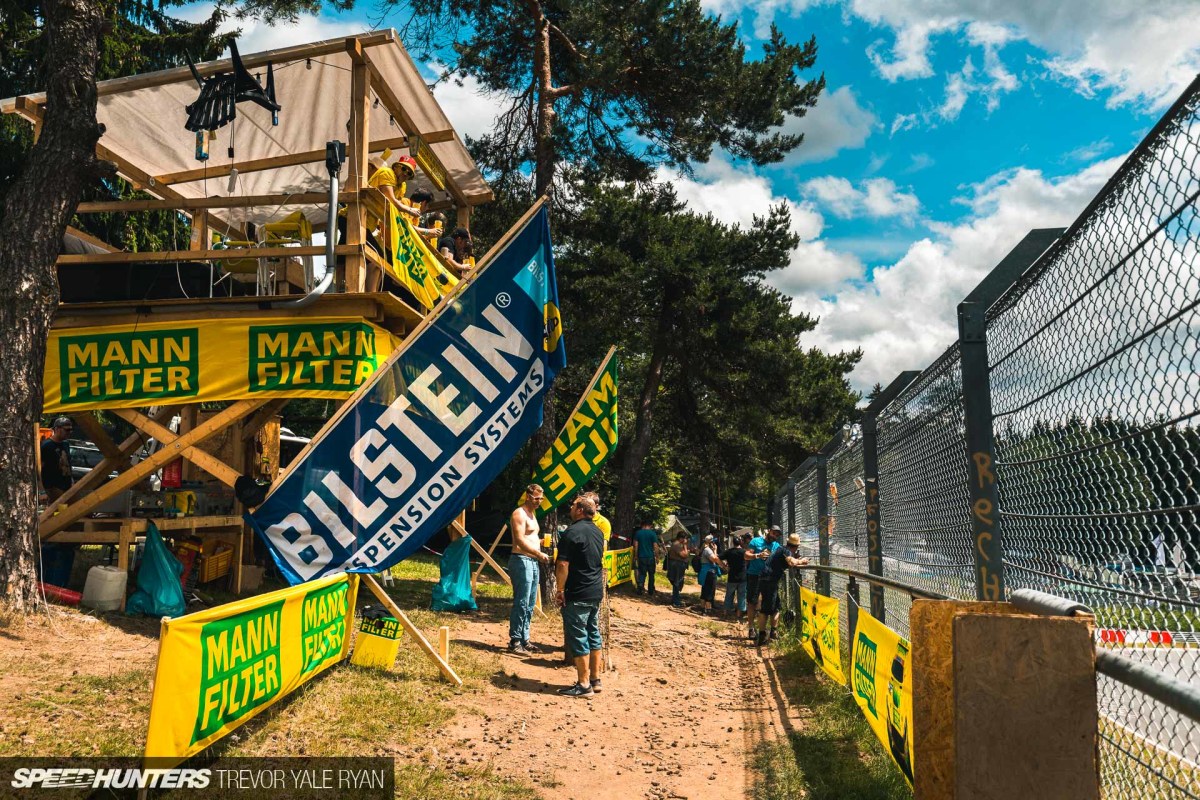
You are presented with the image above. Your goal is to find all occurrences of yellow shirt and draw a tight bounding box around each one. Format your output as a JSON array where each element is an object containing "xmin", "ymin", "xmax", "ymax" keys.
[
  {"xmin": 594, "ymin": 512, "xmax": 612, "ymax": 540},
  {"xmin": 364, "ymin": 168, "xmax": 404, "ymax": 229}
]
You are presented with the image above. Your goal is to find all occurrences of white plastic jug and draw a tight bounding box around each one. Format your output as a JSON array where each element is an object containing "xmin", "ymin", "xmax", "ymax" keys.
[{"xmin": 81, "ymin": 565, "xmax": 127, "ymax": 611}]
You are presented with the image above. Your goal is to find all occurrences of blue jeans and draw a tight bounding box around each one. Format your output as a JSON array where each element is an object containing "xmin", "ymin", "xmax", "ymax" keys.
[
  {"xmin": 636, "ymin": 557, "xmax": 657, "ymax": 593},
  {"xmin": 508, "ymin": 554, "xmax": 539, "ymax": 646},
  {"xmin": 561, "ymin": 600, "xmax": 603, "ymax": 657},
  {"xmin": 666, "ymin": 560, "xmax": 687, "ymax": 605},
  {"xmin": 724, "ymin": 579, "xmax": 747, "ymax": 613}
]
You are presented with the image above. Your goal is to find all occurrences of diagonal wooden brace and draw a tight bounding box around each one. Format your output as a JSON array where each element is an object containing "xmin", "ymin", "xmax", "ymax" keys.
[
  {"xmin": 41, "ymin": 400, "xmax": 266, "ymax": 538},
  {"xmin": 39, "ymin": 405, "xmax": 181, "ymax": 528},
  {"xmin": 111, "ymin": 408, "xmax": 242, "ymax": 488},
  {"xmin": 363, "ymin": 574, "xmax": 462, "ymax": 685}
]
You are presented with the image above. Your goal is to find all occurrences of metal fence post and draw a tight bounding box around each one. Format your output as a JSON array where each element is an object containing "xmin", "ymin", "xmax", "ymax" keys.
[
  {"xmin": 861, "ymin": 412, "xmax": 886, "ymax": 620},
  {"xmin": 816, "ymin": 455, "xmax": 831, "ymax": 596},
  {"xmin": 847, "ymin": 575, "xmax": 860, "ymax": 642},
  {"xmin": 861, "ymin": 371, "xmax": 922, "ymax": 621},
  {"xmin": 784, "ymin": 478, "xmax": 796, "ymax": 538},
  {"xmin": 956, "ymin": 228, "xmax": 1062, "ymax": 601}
]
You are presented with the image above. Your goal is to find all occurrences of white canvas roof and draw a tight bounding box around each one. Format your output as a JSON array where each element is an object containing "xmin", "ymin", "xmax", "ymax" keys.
[{"xmin": 2, "ymin": 29, "xmax": 490, "ymax": 226}]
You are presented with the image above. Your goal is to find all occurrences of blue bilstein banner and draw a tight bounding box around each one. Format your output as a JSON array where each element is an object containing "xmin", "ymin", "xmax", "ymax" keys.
[{"xmin": 248, "ymin": 206, "xmax": 566, "ymax": 584}]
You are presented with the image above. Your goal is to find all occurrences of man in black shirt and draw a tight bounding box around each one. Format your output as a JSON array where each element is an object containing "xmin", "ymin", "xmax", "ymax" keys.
[
  {"xmin": 721, "ymin": 532, "xmax": 750, "ymax": 621},
  {"xmin": 756, "ymin": 533, "xmax": 809, "ymax": 647},
  {"xmin": 40, "ymin": 416, "xmax": 75, "ymax": 503},
  {"xmin": 554, "ymin": 494, "xmax": 606, "ymax": 698},
  {"xmin": 438, "ymin": 227, "xmax": 473, "ymax": 276}
]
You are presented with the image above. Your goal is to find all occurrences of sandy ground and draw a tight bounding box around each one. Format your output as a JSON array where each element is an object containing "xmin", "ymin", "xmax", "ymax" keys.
[{"xmin": 430, "ymin": 585, "xmax": 798, "ymax": 800}]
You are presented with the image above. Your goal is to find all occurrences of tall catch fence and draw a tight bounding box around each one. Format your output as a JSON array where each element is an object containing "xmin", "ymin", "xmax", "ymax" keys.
[{"xmin": 772, "ymin": 75, "xmax": 1200, "ymax": 797}]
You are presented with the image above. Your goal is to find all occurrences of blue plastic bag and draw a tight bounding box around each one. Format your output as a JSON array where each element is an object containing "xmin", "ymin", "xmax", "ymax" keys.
[
  {"xmin": 125, "ymin": 522, "xmax": 187, "ymax": 618},
  {"xmin": 431, "ymin": 535, "xmax": 478, "ymax": 612}
]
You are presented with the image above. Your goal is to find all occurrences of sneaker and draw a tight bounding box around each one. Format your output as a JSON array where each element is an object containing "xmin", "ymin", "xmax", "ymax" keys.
[
  {"xmin": 756, "ymin": 631, "xmax": 768, "ymax": 647},
  {"xmin": 523, "ymin": 642, "xmax": 542, "ymax": 654},
  {"xmin": 748, "ymin": 627, "xmax": 758, "ymax": 640},
  {"xmin": 508, "ymin": 643, "xmax": 532, "ymax": 657},
  {"xmin": 591, "ymin": 678, "xmax": 603, "ymax": 693},
  {"xmin": 558, "ymin": 682, "xmax": 594, "ymax": 698},
  {"xmin": 769, "ymin": 628, "xmax": 780, "ymax": 641}
]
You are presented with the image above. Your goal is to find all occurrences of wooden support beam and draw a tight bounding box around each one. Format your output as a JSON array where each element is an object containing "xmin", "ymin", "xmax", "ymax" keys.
[
  {"xmin": 76, "ymin": 192, "xmax": 351, "ymax": 213},
  {"xmin": 153, "ymin": 140, "xmax": 409, "ymax": 185},
  {"xmin": 57, "ymin": 244, "xmax": 357, "ymax": 265},
  {"xmin": 38, "ymin": 405, "xmax": 181, "ymax": 527},
  {"xmin": 65, "ymin": 225, "xmax": 118, "ymax": 253},
  {"xmin": 41, "ymin": 400, "xmax": 265, "ymax": 537},
  {"xmin": 437, "ymin": 626, "xmax": 450, "ymax": 663},
  {"xmin": 241, "ymin": 399, "xmax": 291, "ymax": 442},
  {"xmin": 110, "ymin": 408, "xmax": 243, "ymax": 488},
  {"xmin": 344, "ymin": 40, "xmax": 371, "ymax": 294},
  {"xmin": 471, "ymin": 524, "xmax": 507, "ymax": 589},
  {"xmin": 362, "ymin": 574, "xmax": 462, "ymax": 685},
  {"xmin": 72, "ymin": 413, "xmax": 123, "ymax": 461}
]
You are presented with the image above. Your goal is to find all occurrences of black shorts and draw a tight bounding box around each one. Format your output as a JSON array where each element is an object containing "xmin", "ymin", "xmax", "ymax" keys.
[
  {"xmin": 746, "ymin": 574, "xmax": 762, "ymax": 604},
  {"xmin": 757, "ymin": 579, "xmax": 782, "ymax": 616}
]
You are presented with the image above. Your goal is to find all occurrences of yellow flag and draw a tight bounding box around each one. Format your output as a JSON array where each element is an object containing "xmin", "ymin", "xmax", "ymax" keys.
[
  {"xmin": 799, "ymin": 585, "xmax": 846, "ymax": 685},
  {"xmin": 387, "ymin": 210, "xmax": 457, "ymax": 310},
  {"xmin": 850, "ymin": 608, "xmax": 914, "ymax": 786}
]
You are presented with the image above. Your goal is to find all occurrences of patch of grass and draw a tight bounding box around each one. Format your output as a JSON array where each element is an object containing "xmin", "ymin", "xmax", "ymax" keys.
[
  {"xmin": 760, "ymin": 642, "xmax": 911, "ymax": 800},
  {"xmin": 0, "ymin": 667, "xmax": 153, "ymax": 757}
]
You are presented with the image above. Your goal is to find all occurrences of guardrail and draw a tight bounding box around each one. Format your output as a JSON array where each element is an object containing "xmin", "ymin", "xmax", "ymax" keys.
[{"xmin": 773, "ymin": 74, "xmax": 1200, "ymax": 797}]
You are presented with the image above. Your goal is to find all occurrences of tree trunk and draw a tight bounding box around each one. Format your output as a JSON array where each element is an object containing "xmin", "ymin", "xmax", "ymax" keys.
[
  {"xmin": 527, "ymin": 3, "xmax": 559, "ymax": 473},
  {"xmin": 698, "ymin": 489, "xmax": 710, "ymax": 542},
  {"xmin": 0, "ymin": 0, "xmax": 112, "ymax": 612},
  {"xmin": 613, "ymin": 298, "xmax": 674, "ymax": 538}
]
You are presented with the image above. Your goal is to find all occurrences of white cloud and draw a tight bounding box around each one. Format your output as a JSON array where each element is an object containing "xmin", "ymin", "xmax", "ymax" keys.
[
  {"xmin": 786, "ymin": 155, "xmax": 1126, "ymax": 389},
  {"xmin": 427, "ymin": 67, "xmax": 510, "ymax": 142},
  {"xmin": 658, "ymin": 159, "xmax": 865, "ymax": 292},
  {"xmin": 802, "ymin": 176, "xmax": 920, "ymax": 221},
  {"xmin": 702, "ymin": 0, "xmax": 1200, "ymax": 112},
  {"xmin": 778, "ymin": 86, "xmax": 878, "ymax": 164},
  {"xmin": 938, "ymin": 59, "xmax": 974, "ymax": 121},
  {"xmin": 890, "ymin": 113, "xmax": 919, "ymax": 136}
]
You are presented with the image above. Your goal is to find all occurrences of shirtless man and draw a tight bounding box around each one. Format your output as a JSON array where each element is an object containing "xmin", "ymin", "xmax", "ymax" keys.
[{"xmin": 508, "ymin": 483, "xmax": 550, "ymax": 656}]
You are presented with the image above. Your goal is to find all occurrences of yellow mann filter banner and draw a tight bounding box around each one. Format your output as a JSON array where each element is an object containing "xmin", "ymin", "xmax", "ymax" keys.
[
  {"xmin": 386, "ymin": 209, "xmax": 458, "ymax": 310},
  {"xmin": 144, "ymin": 573, "xmax": 358, "ymax": 764},
  {"xmin": 530, "ymin": 351, "xmax": 619, "ymax": 514},
  {"xmin": 799, "ymin": 586, "xmax": 846, "ymax": 685},
  {"xmin": 603, "ymin": 546, "xmax": 633, "ymax": 587},
  {"xmin": 851, "ymin": 608, "xmax": 914, "ymax": 787},
  {"xmin": 44, "ymin": 317, "xmax": 401, "ymax": 412}
]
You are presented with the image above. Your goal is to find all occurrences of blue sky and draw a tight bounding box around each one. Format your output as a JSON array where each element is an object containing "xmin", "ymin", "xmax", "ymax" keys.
[{"xmin": 222, "ymin": 0, "xmax": 1200, "ymax": 390}]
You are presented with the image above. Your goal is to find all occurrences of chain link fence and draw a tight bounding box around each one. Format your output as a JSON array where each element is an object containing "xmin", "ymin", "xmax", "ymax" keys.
[{"xmin": 770, "ymin": 75, "xmax": 1200, "ymax": 797}]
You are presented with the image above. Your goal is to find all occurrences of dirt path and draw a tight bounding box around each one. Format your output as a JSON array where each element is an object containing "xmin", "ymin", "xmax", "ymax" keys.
[{"xmin": 433, "ymin": 587, "xmax": 797, "ymax": 800}]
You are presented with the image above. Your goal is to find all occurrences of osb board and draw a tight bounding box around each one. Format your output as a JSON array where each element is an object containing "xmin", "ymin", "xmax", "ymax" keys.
[
  {"xmin": 954, "ymin": 614, "xmax": 1098, "ymax": 800},
  {"xmin": 912, "ymin": 600, "xmax": 1010, "ymax": 800}
]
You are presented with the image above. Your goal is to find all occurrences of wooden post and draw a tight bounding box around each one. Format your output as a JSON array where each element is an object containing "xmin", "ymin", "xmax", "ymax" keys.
[
  {"xmin": 456, "ymin": 204, "xmax": 471, "ymax": 229},
  {"xmin": 471, "ymin": 524, "xmax": 507, "ymax": 589},
  {"xmin": 437, "ymin": 626, "xmax": 450, "ymax": 662},
  {"xmin": 343, "ymin": 38, "xmax": 370, "ymax": 294},
  {"xmin": 362, "ymin": 574, "xmax": 461, "ymax": 686},
  {"xmin": 118, "ymin": 522, "xmax": 133, "ymax": 611}
]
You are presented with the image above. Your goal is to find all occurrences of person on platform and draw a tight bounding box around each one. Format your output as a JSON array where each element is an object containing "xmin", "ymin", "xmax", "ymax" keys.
[
  {"xmin": 438, "ymin": 227, "xmax": 474, "ymax": 276},
  {"xmin": 665, "ymin": 531, "xmax": 690, "ymax": 607},
  {"xmin": 555, "ymin": 494, "xmax": 607, "ymax": 697},
  {"xmin": 405, "ymin": 189, "xmax": 442, "ymax": 239},
  {"xmin": 508, "ymin": 484, "xmax": 550, "ymax": 657},
  {"xmin": 696, "ymin": 534, "xmax": 724, "ymax": 616},
  {"xmin": 756, "ymin": 533, "xmax": 810, "ymax": 647},
  {"xmin": 40, "ymin": 416, "xmax": 75, "ymax": 504},
  {"xmin": 722, "ymin": 532, "xmax": 750, "ymax": 621},
  {"xmin": 633, "ymin": 520, "xmax": 660, "ymax": 596},
  {"xmin": 745, "ymin": 525, "xmax": 782, "ymax": 641}
]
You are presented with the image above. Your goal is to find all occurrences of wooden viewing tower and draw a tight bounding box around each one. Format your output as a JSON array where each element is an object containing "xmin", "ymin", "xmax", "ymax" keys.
[{"xmin": 0, "ymin": 31, "xmax": 492, "ymax": 601}]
